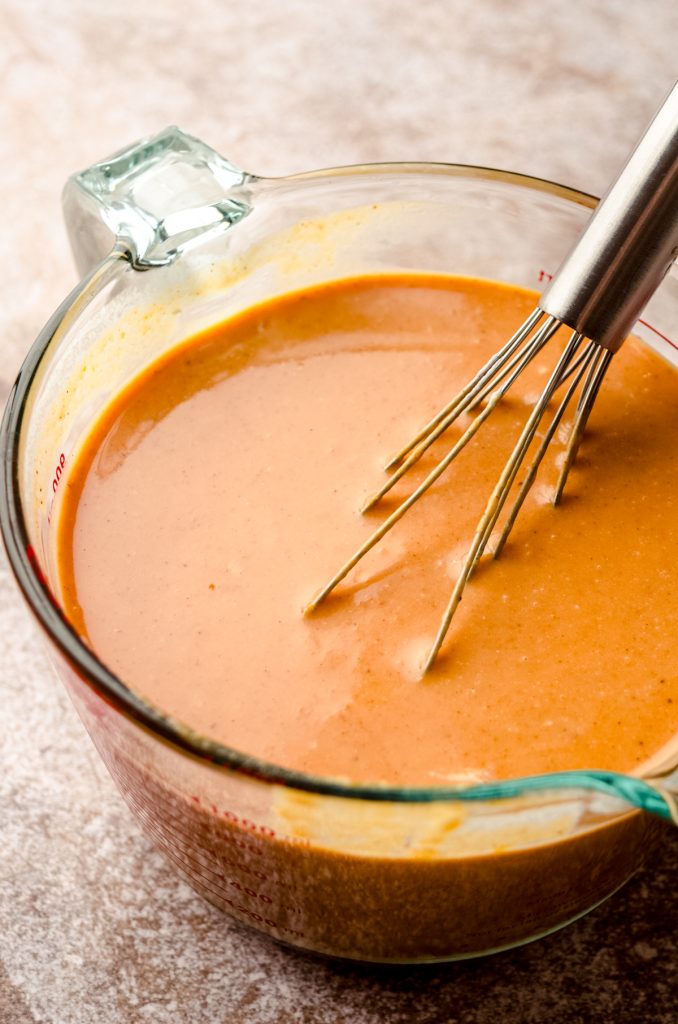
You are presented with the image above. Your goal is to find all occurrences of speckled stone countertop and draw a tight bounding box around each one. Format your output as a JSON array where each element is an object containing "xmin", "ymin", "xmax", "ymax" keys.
[{"xmin": 1, "ymin": 3, "xmax": 677, "ymax": 1021}]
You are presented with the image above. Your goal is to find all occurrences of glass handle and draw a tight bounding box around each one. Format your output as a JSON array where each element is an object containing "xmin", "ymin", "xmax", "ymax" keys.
[{"xmin": 62, "ymin": 126, "xmax": 254, "ymax": 275}]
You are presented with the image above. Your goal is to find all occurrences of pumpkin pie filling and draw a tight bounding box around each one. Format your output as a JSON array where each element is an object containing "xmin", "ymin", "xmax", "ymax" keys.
[{"xmin": 55, "ymin": 274, "xmax": 678, "ymax": 786}]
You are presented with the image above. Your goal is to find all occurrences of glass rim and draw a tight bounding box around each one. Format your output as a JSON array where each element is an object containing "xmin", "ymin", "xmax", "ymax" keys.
[{"xmin": 3, "ymin": 159, "xmax": 666, "ymax": 812}]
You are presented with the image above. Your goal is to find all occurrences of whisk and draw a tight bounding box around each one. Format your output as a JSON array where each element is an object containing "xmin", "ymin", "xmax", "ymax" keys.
[{"xmin": 306, "ymin": 82, "xmax": 678, "ymax": 673}]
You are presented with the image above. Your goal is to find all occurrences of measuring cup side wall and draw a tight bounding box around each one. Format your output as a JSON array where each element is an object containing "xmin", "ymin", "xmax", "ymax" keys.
[
  {"xmin": 3, "ymin": 159, "xmax": 678, "ymax": 961},
  {"xmin": 8, "ymin": 161, "xmax": 678, "ymax": 799},
  {"xmin": 7, "ymin": 162, "xmax": 678, "ymax": 792},
  {"xmin": 54, "ymin": 644, "xmax": 661, "ymax": 963}
]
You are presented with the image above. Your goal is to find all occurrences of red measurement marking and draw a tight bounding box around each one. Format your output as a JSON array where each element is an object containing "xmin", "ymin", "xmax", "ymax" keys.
[
  {"xmin": 538, "ymin": 269, "xmax": 553, "ymax": 283},
  {"xmin": 638, "ymin": 318, "xmax": 678, "ymax": 352},
  {"xmin": 226, "ymin": 878, "xmax": 274, "ymax": 904},
  {"xmin": 217, "ymin": 861, "xmax": 269, "ymax": 882},
  {"xmin": 220, "ymin": 896, "xmax": 306, "ymax": 939},
  {"xmin": 187, "ymin": 799, "xmax": 312, "ymax": 848},
  {"xmin": 51, "ymin": 452, "xmax": 66, "ymax": 494},
  {"xmin": 221, "ymin": 808, "xmax": 276, "ymax": 838},
  {"xmin": 47, "ymin": 452, "xmax": 68, "ymax": 526},
  {"xmin": 220, "ymin": 832, "xmax": 264, "ymax": 855}
]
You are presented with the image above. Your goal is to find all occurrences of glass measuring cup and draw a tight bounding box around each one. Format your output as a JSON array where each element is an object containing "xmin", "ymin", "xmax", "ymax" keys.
[{"xmin": 1, "ymin": 128, "xmax": 677, "ymax": 963}]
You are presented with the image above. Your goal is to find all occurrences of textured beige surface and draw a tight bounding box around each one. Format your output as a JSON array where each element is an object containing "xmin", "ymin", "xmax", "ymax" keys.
[{"xmin": 1, "ymin": 2, "xmax": 677, "ymax": 1021}]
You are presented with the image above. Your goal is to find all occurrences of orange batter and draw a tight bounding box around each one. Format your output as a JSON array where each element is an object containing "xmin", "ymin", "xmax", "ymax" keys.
[{"xmin": 56, "ymin": 274, "xmax": 678, "ymax": 785}]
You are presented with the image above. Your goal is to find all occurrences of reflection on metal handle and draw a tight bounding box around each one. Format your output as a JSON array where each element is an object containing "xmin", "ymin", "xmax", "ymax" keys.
[{"xmin": 540, "ymin": 81, "xmax": 678, "ymax": 351}]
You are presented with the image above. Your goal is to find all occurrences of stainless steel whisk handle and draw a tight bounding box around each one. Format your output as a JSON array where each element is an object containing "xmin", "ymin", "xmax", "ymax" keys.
[{"xmin": 540, "ymin": 81, "xmax": 678, "ymax": 352}]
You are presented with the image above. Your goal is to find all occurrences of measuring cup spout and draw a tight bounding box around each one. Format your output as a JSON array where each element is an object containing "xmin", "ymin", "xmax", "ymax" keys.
[
  {"xmin": 62, "ymin": 127, "xmax": 254, "ymax": 275},
  {"xmin": 509, "ymin": 769, "xmax": 678, "ymax": 824},
  {"xmin": 642, "ymin": 767, "xmax": 678, "ymax": 824},
  {"xmin": 602, "ymin": 769, "xmax": 677, "ymax": 824}
]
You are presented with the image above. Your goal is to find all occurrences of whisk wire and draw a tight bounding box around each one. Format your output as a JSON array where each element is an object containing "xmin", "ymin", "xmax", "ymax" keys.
[
  {"xmin": 307, "ymin": 318, "xmax": 614, "ymax": 669},
  {"xmin": 553, "ymin": 346, "xmax": 613, "ymax": 505},
  {"xmin": 463, "ymin": 315, "xmax": 564, "ymax": 413},
  {"xmin": 465, "ymin": 331, "xmax": 585, "ymax": 576},
  {"xmin": 305, "ymin": 385, "xmax": 507, "ymax": 611},
  {"xmin": 384, "ymin": 308, "xmax": 546, "ymax": 471},
  {"xmin": 307, "ymin": 315, "xmax": 581, "ymax": 617},
  {"xmin": 306, "ymin": 81, "xmax": 678, "ymax": 670},
  {"xmin": 363, "ymin": 313, "xmax": 560, "ymax": 511},
  {"xmin": 421, "ymin": 329, "xmax": 585, "ymax": 672},
  {"xmin": 493, "ymin": 340, "xmax": 599, "ymax": 560}
]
